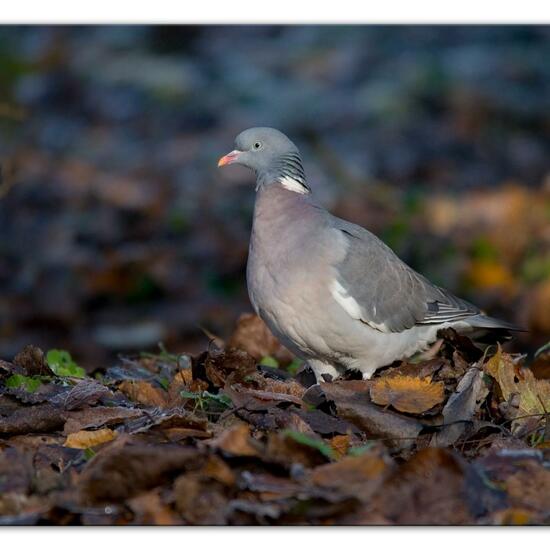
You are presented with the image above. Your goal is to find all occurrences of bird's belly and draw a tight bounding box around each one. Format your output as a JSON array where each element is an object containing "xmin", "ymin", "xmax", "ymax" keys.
[
  {"xmin": 247, "ymin": 260, "xmax": 338, "ymax": 359},
  {"xmin": 248, "ymin": 259, "xmax": 443, "ymax": 374}
]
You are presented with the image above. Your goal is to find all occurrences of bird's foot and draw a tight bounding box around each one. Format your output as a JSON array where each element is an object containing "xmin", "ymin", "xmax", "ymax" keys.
[{"xmin": 308, "ymin": 360, "xmax": 341, "ymax": 384}]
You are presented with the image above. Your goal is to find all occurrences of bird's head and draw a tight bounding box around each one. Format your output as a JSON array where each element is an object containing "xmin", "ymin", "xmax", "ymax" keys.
[{"xmin": 218, "ymin": 127, "xmax": 310, "ymax": 193}]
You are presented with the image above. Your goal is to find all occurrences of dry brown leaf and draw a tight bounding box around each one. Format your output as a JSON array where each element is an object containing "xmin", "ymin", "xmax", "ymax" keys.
[
  {"xmin": 261, "ymin": 377, "xmax": 305, "ymax": 400},
  {"xmin": 167, "ymin": 369, "xmax": 193, "ymax": 405},
  {"xmin": 370, "ymin": 375, "xmax": 445, "ymax": 414},
  {"xmin": 311, "ymin": 452, "xmax": 389, "ymax": 501},
  {"xmin": 370, "ymin": 448, "xmax": 475, "ymax": 524},
  {"xmin": 0, "ymin": 404, "xmax": 67, "ymax": 435},
  {"xmin": 62, "ymin": 379, "xmax": 112, "ymax": 411},
  {"xmin": 64, "ymin": 428, "xmax": 117, "ymax": 449},
  {"xmin": 329, "ymin": 434, "xmax": 350, "ymax": 459},
  {"xmin": 118, "ymin": 380, "xmax": 167, "ymax": 407},
  {"xmin": 431, "ymin": 367, "xmax": 489, "ymax": 447},
  {"xmin": 79, "ymin": 438, "xmax": 203, "ymax": 503},
  {"xmin": 484, "ymin": 347, "xmax": 550, "ymax": 434},
  {"xmin": 127, "ymin": 489, "xmax": 182, "ymax": 525},
  {"xmin": 207, "ymin": 423, "xmax": 260, "ymax": 457},
  {"xmin": 173, "ymin": 473, "xmax": 229, "ymax": 525},
  {"xmin": 201, "ymin": 455, "xmax": 236, "ymax": 486},
  {"xmin": 319, "ymin": 381, "xmax": 422, "ymax": 450},
  {"xmin": 505, "ymin": 460, "xmax": 550, "ymax": 513},
  {"xmin": 227, "ymin": 313, "xmax": 294, "ymax": 364},
  {"xmin": 63, "ymin": 406, "xmax": 143, "ymax": 434}
]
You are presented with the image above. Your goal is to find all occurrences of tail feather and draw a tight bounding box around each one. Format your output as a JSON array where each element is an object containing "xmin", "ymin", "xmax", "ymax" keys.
[{"xmin": 465, "ymin": 314, "xmax": 526, "ymax": 332}]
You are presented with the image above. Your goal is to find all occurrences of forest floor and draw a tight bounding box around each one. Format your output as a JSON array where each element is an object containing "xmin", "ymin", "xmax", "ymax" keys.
[{"xmin": 1, "ymin": 313, "xmax": 549, "ymax": 525}]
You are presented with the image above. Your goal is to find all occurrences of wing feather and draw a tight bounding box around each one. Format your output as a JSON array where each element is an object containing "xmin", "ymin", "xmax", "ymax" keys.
[{"xmin": 333, "ymin": 223, "xmax": 480, "ymax": 333}]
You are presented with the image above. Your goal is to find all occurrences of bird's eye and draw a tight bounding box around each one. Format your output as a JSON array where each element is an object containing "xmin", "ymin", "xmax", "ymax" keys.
[{"xmin": 253, "ymin": 141, "xmax": 262, "ymax": 150}]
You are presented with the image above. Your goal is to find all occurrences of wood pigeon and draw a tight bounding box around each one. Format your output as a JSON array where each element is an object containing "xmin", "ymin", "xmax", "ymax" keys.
[{"xmin": 218, "ymin": 127, "xmax": 522, "ymax": 381}]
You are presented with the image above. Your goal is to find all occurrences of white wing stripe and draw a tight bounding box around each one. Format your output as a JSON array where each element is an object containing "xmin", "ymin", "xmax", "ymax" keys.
[{"xmin": 330, "ymin": 279, "xmax": 389, "ymax": 332}]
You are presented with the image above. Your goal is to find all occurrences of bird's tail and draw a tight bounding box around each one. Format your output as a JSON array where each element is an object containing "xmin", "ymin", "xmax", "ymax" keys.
[{"xmin": 466, "ymin": 314, "xmax": 526, "ymax": 332}]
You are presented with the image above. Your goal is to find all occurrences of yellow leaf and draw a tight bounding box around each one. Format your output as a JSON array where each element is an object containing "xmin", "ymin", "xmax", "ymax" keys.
[
  {"xmin": 484, "ymin": 347, "xmax": 550, "ymax": 434},
  {"xmin": 64, "ymin": 428, "xmax": 117, "ymax": 449},
  {"xmin": 370, "ymin": 375, "xmax": 445, "ymax": 414}
]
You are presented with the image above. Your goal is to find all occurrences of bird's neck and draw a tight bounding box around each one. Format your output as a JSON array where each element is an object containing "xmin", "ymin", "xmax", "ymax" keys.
[
  {"xmin": 255, "ymin": 152, "xmax": 311, "ymax": 195},
  {"xmin": 253, "ymin": 182, "xmax": 320, "ymax": 230}
]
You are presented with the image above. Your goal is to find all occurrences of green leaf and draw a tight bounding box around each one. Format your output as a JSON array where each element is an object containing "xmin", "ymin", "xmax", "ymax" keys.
[
  {"xmin": 83, "ymin": 448, "xmax": 96, "ymax": 461},
  {"xmin": 259, "ymin": 355, "xmax": 279, "ymax": 368},
  {"xmin": 203, "ymin": 391, "xmax": 232, "ymax": 409},
  {"xmin": 180, "ymin": 390, "xmax": 200, "ymax": 400},
  {"xmin": 180, "ymin": 390, "xmax": 232, "ymax": 412},
  {"xmin": 158, "ymin": 376, "xmax": 170, "ymax": 391},
  {"xmin": 46, "ymin": 349, "xmax": 86, "ymax": 378},
  {"xmin": 282, "ymin": 429, "xmax": 335, "ymax": 459},
  {"xmin": 348, "ymin": 442, "xmax": 376, "ymax": 456},
  {"xmin": 5, "ymin": 374, "xmax": 42, "ymax": 393},
  {"xmin": 286, "ymin": 358, "xmax": 302, "ymax": 376}
]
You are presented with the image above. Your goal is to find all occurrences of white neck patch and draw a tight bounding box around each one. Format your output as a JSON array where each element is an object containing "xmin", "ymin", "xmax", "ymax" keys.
[{"xmin": 278, "ymin": 175, "xmax": 309, "ymax": 194}]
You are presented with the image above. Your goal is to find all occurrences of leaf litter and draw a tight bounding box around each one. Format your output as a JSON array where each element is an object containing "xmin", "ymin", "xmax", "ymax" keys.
[{"xmin": 0, "ymin": 316, "xmax": 549, "ymax": 525}]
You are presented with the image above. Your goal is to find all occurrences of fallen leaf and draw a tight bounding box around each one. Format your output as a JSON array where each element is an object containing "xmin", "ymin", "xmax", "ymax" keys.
[
  {"xmin": 128, "ymin": 489, "xmax": 182, "ymax": 525},
  {"xmin": 0, "ymin": 447, "xmax": 33, "ymax": 494},
  {"xmin": 370, "ymin": 448, "xmax": 487, "ymax": 524},
  {"xmin": 329, "ymin": 434, "xmax": 350, "ymax": 459},
  {"xmin": 61, "ymin": 379, "xmax": 112, "ymax": 411},
  {"xmin": 173, "ymin": 473, "xmax": 229, "ymax": 525},
  {"xmin": 484, "ymin": 347, "xmax": 550, "ymax": 434},
  {"xmin": 0, "ymin": 404, "xmax": 66, "ymax": 435},
  {"xmin": 260, "ymin": 377, "xmax": 305, "ymax": 400},
  {"xmin": 118, "ymin": 380, "xmax": 167, "ymax": 407},
  {"xmin": 201, "ymin": 348, "xmax": 256, "ymax": 388},
  {"xmin": 224, "ymin": 383, "xmax": 303, "ymax": 410},
  {"xmin": 311, "ymin": 452, "xmax": 390, "ymax": 501},
  {"xmin": 64, "ymin": 428, "xmax": 117, "ymax": 449},
  {"xmin": 13, "ymin": 346, "xmax": 51, "ymax": 376},
  {"xmin": 201, "ymin": 455, "xmax": 236, "ymax": 486},
  {"xmin": 320, "ymin": 381, "xmax": 423, "ymax": 450},
  {"xmin": 370, "ymin": 375, "xmax": 445, "ymax": 414},
  {"xmin": 207, "ymin": 423, "xmax": 260, "ymax": 457},
  {"xmin": 382, "ymin": 358, "xmax": 445, "ymax": 380},
  {"xmin": 63, "ymin": 406, "xmax": 143, "ymax": 434},
  {"xmin": 237, "ymin": 470, "xmax": 301, "ymax": 500},
  {"xmin": 265, "ymin": 430, "xmax": 333, "ymax": 467},
  {"xmin": 505, "ymin": 460, "xmax": 550, "ymax": 515},
  {"xmin": 432, "ymin": 368, "xmax": 489, "ymax": 447},
  {"xmin": 79, "ymin": 437, "xmax": 203, "ymax": 503},
  {"xmin": 282, "ymin": 429, "xmax": 335, "ymax": 460},
  {"xmin": 227, "ymin": 313, "xmax": 293, "ymax": 364},
  {"xmin": 123, "ymin": 407, "xmax": 208, "ymax": 435},
  {"xmin": 295, "ymin": 409, "xmax": 361, "ymax": 437}
]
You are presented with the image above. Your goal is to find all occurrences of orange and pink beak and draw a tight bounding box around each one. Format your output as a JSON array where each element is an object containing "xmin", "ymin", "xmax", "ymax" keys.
[{"xmin": 217, "ymin": 150, "xmax": 242, "ymax": 167}]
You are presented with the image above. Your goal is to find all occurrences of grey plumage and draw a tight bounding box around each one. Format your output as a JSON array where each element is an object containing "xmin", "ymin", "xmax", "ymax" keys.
[{"xmin": 218, "ymin": 127, "xmax": 522, "ymax": 381}]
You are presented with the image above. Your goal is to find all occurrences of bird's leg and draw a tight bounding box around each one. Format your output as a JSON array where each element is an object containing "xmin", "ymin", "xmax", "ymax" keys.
[
  {"xmin": 415, "ymin": 338, "xmax": 444, "ymax": 362},
  {"xmin": 359, "ymin": 364, "xmax": 379, "ymax": 380},
  {"xmin": 308, "ymin": 360, "xmax": 341, "ymax": 383}
]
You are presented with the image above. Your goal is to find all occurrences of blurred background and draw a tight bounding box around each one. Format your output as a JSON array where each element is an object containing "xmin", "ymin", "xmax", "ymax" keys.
[{"xmin": 0, "ymin": 25, "xmax": 548, "ymax": 367}]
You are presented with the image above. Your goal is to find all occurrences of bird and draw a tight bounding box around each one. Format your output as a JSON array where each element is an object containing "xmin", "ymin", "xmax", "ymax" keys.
[{"xmin": 218, "ymin": 127, "xmax": 522, "ymax": 382}]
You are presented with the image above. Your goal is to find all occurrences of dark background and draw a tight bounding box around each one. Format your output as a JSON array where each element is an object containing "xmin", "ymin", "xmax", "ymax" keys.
[{"xmin": 0, "ymin": 25, "xmax": 548, "ymax": 367}]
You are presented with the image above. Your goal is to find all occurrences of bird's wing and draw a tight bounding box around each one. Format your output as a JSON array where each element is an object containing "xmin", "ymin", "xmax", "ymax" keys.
[{"xmin": 332, "ymin": 222, "xmax": 480, "ymax": 333}]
